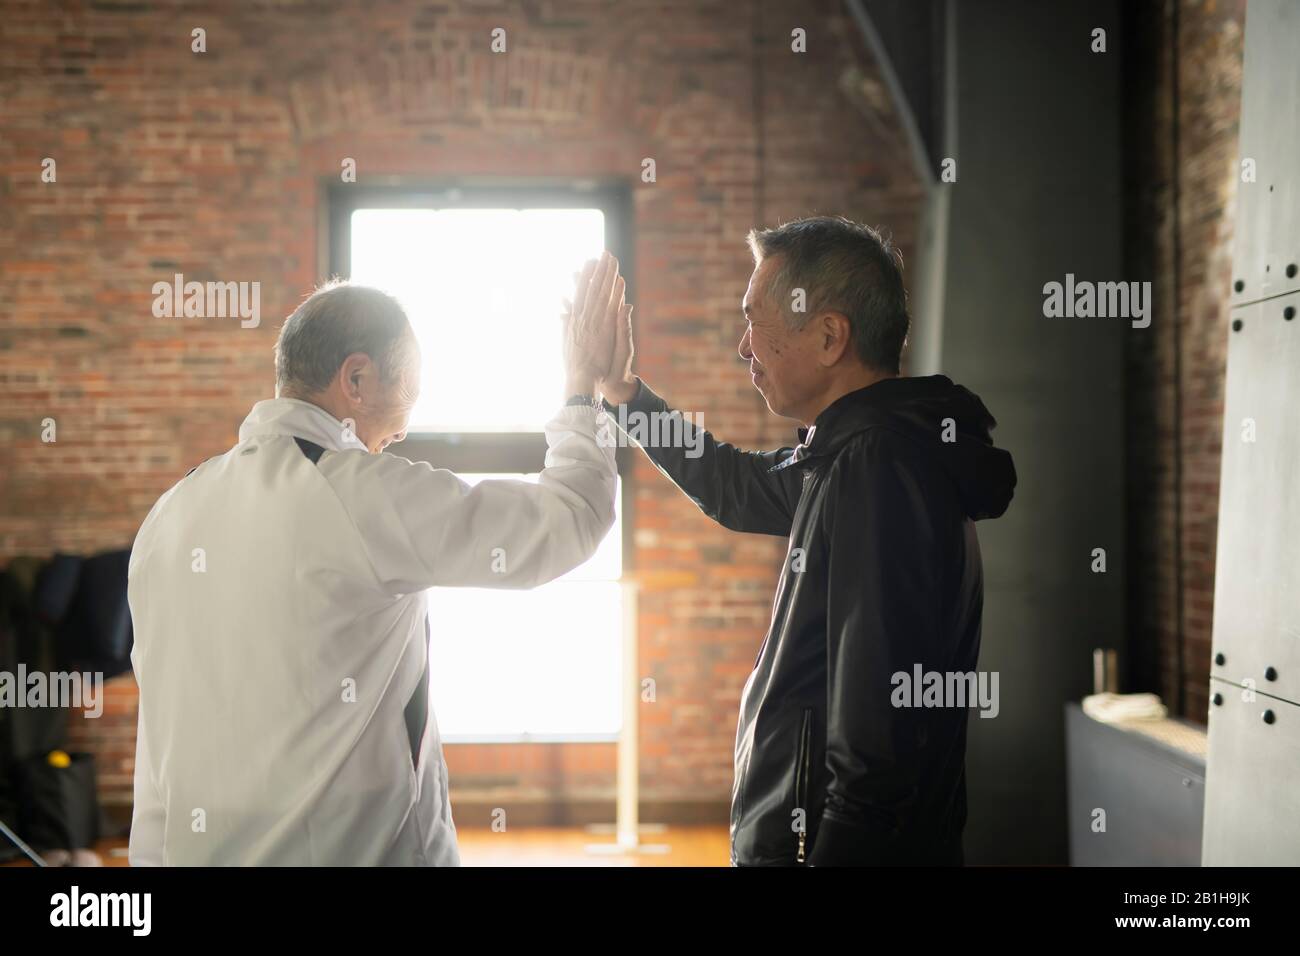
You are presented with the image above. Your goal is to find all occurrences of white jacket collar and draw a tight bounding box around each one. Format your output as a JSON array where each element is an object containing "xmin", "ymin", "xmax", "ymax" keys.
[{"xmin": 238, "ymin": 398, "xmax": 369, "ymax": 453}]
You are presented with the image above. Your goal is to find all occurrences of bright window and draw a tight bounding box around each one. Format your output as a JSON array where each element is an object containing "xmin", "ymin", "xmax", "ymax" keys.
[
  {"xmin": 341, "ymin": 196, "xmax": 625, "ymax": 741},
  {"xmin": 350, "ymin": 208, "xmax": 605, "ymax": 432},
  {"xmin": 423, "ymin": 474, "xmax": 623, "ymax": 740}
]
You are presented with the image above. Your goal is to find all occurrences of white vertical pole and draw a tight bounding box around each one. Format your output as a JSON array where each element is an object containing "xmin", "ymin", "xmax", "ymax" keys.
[{"xmin": 615, "ymin": 580, "xmax": 639, "ymax": 848}]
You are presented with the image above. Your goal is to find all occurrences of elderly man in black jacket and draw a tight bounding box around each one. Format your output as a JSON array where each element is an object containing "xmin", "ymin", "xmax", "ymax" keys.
[{"xmin": 593, "ymin": 216, "xmax": 1016, "ymax": 866}]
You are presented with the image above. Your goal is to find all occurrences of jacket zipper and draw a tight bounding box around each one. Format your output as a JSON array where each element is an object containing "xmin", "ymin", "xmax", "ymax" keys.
[{"xmin": 795, "ymin": 707, "xmax": 813, "ymax": 864}]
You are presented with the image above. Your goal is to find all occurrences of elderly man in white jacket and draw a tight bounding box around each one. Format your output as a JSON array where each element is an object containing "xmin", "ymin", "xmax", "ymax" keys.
[{"xmin": 126, "ymin": 254, "xmax": 629, "ymax": 866}]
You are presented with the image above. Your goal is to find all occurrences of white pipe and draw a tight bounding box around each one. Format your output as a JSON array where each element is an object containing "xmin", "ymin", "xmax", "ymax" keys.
[{"xmin": 615, "ymin": 580, "xmax": 639, "ymax": 848}]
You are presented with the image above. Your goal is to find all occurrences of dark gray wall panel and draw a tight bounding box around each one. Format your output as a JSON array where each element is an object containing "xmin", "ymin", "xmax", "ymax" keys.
[{"xmin": 941, "ymin": 0, "xmax": 1126, "ymax": 865}]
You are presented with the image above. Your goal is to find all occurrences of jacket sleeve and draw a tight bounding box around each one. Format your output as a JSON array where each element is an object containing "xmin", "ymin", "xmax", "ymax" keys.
[
  {"xmin": 323, "ymin": 404, "xmax": 617, "ymax": 593},
  {"xmin": 809, "ymin": 438, "xmax": 940, "ymax": 866},
  {"xmin": 127, "ymin": 689, "xmax": 166, "ymax": 866},
  {"xmin": 604, "ymin": 378, "xmax": 802, "ymax": 536}
]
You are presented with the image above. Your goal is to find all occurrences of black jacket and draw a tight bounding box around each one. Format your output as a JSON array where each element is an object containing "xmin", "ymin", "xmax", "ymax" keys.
[{"xmin": 607, "ymin": 375, "xmax": 1016, "ymax": 866}]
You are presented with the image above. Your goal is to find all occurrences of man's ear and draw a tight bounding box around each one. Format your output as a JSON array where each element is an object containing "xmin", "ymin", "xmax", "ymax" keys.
[
  {"xmin": 338, "ymin": 352, "xmax": 371, "ymax": 403},
  {"xmin": 817, "ymin": 312, "xmax": 853, "ymax": 367}
]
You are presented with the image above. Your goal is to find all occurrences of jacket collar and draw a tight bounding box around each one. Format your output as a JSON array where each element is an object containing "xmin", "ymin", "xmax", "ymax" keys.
[
  {"xmin": 770, "ymin": 376, "xmax": 951, "ymax": 471},
  {"xmin": 238, "ymin": 398, "xmax": 369, "ymax": 453}
]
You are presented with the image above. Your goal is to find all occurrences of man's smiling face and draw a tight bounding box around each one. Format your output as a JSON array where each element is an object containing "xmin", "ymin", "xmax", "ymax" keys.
[{"xmin": 739, "ymin": 254, "xmax": 825, "ymax": 423}]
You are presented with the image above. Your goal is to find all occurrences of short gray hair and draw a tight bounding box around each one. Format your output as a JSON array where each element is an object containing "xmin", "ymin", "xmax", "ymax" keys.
[
  {"xmin": 746, "ymin": 216, "xmax": 910, "ymax": 374},
  {"xmin": 274, "ymin": 280, "xmax": 417, "ymax": 396}
]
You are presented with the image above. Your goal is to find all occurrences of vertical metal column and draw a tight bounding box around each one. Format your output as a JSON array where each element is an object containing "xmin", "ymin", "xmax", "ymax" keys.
[{"xmin": 1202, "ymin": 0, "xmax": 1300, "ymax": 866}]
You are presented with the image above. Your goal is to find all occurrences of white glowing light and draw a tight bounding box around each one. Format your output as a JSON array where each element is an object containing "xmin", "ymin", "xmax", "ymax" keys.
[
  {"xmin": 350, "ymin": 208, "xmax": 606, "ymax": 432},
  {"xmin": 350, "ymin": 209, "xmax": 622, "ymax": 740}
]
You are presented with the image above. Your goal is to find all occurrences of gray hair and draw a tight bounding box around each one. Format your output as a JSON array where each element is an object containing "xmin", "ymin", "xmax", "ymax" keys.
[
  {"xmin": 746, "ymin": 216, "xmax": 910, "ymax": 374},
  {"xmin": 274, "ymin": 280, "xmax": 417, "ymax": 397}
]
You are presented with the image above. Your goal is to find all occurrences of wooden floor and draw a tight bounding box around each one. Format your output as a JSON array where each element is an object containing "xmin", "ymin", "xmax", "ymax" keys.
[
  {"xmin": 458, "ymin": 825, "xmax": 729, "ymax": 866},
  {"xmin": 3, "ymin": 826, "xmax": 730, "ymax": 867}
]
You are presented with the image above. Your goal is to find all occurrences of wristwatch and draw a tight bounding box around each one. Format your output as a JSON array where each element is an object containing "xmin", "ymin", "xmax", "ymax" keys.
[{"xmin": 564, "ymin": 393, "xmax": 601, "ymax": 409}]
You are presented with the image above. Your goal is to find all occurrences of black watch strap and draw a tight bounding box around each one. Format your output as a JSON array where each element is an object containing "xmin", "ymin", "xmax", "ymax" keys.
[{"xmin": 564, "ymin": 393, "xmax": 600, "ymax": 409}]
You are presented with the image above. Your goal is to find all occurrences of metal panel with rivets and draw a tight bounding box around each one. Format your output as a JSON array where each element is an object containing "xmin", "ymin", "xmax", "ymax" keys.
[
  {"xmin": 1202, "ymin": 0, "xmax": 1300, "ymax": 866},
  {"xmin": 1202, "ymin": 681, "xmax": 1300, "ymax": 865},
  {"xmin": 1229, "ymin": 0, "xmax": 1300, "ymax": 308},
  {"xmin": 1209, "ymin": 295, "xmax": 1300, "ymax": 706}
]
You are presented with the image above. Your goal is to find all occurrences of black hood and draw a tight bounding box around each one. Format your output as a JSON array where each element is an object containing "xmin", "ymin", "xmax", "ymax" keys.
[{"xmin": 798, "ymin": 374, "xmax": 1017, "ymax": 521}]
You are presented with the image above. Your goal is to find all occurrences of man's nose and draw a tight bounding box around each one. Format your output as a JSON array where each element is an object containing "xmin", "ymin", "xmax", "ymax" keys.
[
  {"xmin": 738, "ymin": 326, "xmax": 752, "ymax": 361},
  {"xmin": 394, "ymin": 429, "xmax": 408, "ymax": 444}
]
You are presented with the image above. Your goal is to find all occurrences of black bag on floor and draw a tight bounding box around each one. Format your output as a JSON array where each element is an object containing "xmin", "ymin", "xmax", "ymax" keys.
[{"xmin": 15, "ymin": 752, "xmax": 100, "ymax": 851}]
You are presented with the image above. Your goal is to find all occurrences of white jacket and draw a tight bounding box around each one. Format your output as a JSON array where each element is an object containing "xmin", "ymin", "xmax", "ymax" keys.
[{"xmin": 126, "ymin": 397, "xmax": 616, "ymax": 865}]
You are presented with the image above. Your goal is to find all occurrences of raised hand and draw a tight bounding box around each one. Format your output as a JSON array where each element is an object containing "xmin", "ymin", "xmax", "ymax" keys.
[
  {"xmin": 561, "ymin": 251, "xmax": 628, "ymax": 398},
  {"xmin": 597, "ymin": 281, "xmax": 636, "ymax": 404}
]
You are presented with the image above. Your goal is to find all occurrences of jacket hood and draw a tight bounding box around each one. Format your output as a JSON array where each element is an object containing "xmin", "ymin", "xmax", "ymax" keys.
[{"xmin": 798, "ymin": 374, "xmax": 1017, "ymax": 520}]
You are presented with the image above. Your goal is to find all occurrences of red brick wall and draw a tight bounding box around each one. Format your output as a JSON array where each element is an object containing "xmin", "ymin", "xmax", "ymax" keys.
[
  {"xmin": 0, "ymin": 1, "xmax": 922, "ymax": 816},
  {"xmin": 1124, "ymin": 0, "xmax": 1245, "ymax": 723}
]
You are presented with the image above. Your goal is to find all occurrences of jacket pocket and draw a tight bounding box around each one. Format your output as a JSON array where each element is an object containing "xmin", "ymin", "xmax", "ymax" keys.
[{"xmin": 794, "ymin": 707, "xmax": 814, "ymax": 864}]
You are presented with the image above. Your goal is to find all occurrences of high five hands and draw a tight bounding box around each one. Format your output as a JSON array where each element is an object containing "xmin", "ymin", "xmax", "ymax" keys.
[{"xmin": 562, "ymin": 252, "xmax": 636, "ymax": 403}]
